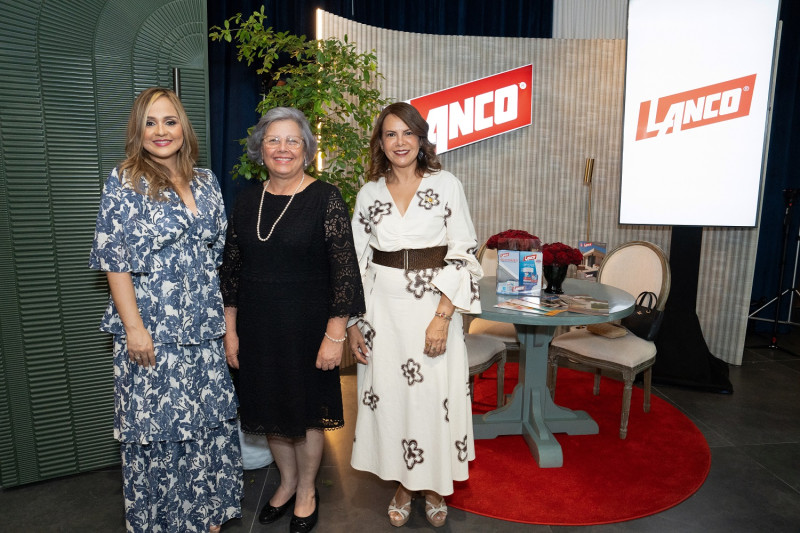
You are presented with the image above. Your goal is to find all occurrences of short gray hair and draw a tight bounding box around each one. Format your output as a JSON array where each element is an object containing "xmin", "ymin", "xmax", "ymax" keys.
[{"xmin": 246, "ymin": 107, "xmax": 318, "ymax": 166}]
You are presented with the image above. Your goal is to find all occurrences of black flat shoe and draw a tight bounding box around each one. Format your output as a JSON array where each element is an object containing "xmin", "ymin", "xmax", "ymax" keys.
[
  {"xmin": 289, "ymin": 489, "xmax": 319, "ymax": 533},
  {"xmin": 258, "ymin": 493, "xmax": 296, "ymax": 524}
]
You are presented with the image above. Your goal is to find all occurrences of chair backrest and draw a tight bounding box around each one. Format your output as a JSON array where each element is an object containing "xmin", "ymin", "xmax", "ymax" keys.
[
  {"xmin": 598, "ymin": 241, "xmax": 671, "ymax": 311},
  {"xmin": 476, "ymin": 241, "xmax": 498, "ymax": 277}
]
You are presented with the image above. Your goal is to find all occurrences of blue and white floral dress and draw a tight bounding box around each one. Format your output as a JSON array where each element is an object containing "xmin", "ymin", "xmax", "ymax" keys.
[
  {"xmin": 89, "ymin": 167, "xmax": 242, "ymax": 532},
  {"xmin": 349, "ymin": 170, "xmax": 482, "ymax": 496}
]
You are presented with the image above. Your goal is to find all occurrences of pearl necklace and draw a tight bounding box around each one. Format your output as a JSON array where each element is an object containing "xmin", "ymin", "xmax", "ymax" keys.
[{"xmin": 256, "ymin": 174, "xmax": 305, "ymax": 242}]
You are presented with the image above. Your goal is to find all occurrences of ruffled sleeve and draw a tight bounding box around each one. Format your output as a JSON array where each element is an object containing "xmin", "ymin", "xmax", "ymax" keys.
[
  {"xmin": 430, "ymin": 174, "xmax": 482, "ymax": 314},
  {"xmin": 89, "ymin": 169, "xmax": 146, "ymax": 273}
]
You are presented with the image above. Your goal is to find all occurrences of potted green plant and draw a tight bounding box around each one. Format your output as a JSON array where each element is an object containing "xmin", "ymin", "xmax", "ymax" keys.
[{"xmin": 209, "ymin": 7, "xmax": 390, "ymax": 209}]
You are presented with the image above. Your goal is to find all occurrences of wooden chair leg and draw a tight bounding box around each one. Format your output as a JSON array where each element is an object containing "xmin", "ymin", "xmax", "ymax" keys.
[
  {"xmin": 496, "ymin": 355, "xmax": 506, "ymax": 408},
  {"xmin": 469, "ymin": 375, "xmax": 475, "ymax": 400},
  {"xmin": 620, "ymin": 377, "xmax": 633, "ymax": 439},
  {"xmin": 643, "ymin": 367, "xmax": 652, "ymax": 413},
  {"xmin": 593, "ymin": 369, "xmax": 601, "ymax": 396}
]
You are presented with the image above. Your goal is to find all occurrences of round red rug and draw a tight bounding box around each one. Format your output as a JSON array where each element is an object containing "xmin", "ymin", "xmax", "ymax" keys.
[{"xmin": 449, "ymin": 364, "xmax": 711, "ymax": 525}]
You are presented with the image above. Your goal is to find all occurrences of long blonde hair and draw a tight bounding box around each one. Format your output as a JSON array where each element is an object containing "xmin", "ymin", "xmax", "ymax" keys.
[{"xmin": 118, "ymin": 87, "xmax": 199, "ymax": 199}]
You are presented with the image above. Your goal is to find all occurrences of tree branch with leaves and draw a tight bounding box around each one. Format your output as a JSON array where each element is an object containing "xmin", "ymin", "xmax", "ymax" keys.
[{"xmin": 209, "ymin": 7, "xmax": 390, "ymax": 209}]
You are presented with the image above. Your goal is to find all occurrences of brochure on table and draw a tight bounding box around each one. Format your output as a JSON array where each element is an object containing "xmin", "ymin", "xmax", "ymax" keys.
[{"xmin": 494, "ymin": 294, "xmax": 609, "ymax": 316}]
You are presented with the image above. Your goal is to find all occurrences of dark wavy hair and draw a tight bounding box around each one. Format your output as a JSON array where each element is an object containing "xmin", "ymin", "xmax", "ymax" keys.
[{"xmin": 367, "ymin": 102, "xmax": 441, "ymax": 182}]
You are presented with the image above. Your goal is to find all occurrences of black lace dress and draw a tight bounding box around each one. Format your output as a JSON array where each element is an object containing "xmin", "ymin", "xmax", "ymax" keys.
[{"xmin": 220, "ymin": 179, "xmax": 365, "ymax": 437}]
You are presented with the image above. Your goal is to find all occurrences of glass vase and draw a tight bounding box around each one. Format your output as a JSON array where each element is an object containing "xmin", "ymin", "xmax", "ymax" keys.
[
  {"xmin": 543, "ymin": 264, "xmax": 568, "ymax": 294},
  {"xmin": 497, "ymin": 237, "xmax": 541, "ymax": 251}
]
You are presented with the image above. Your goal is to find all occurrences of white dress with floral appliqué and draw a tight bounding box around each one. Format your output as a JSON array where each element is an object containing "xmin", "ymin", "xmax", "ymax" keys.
[{"xmin": 349, "ymin": 170, "xmax": 482, "ymax": 496}]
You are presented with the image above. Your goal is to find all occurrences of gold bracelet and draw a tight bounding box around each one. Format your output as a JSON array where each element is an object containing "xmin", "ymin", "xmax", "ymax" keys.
[
  {"xmin": 324, "ymin": 332, "xmax": 346, "ymax": 343},
  {"xmin": 434, "ymin": 312, "xmax": 452, "ymax": 321}
]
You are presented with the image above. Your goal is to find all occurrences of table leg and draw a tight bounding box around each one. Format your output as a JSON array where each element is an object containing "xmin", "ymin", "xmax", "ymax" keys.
[{"xmin": 472, "ymin": 323, "xmax": 598, "ymax": 468}]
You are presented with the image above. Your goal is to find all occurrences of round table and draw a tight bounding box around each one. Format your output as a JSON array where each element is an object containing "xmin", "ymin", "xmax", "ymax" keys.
[{"xmin": 471, "ymin": 277, "xmax": 635, "ymax": 468}]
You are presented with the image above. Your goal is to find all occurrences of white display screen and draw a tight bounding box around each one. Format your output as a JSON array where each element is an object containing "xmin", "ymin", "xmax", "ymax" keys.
[{"xmin": 619, "ymin": 0, "xmax": 780, "ymax": 227}]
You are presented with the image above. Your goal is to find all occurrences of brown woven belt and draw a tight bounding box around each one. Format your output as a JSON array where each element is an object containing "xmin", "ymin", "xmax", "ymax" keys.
[{"xmin": 371, "ymin": 246, "xmax": 448, "ymax": 270}]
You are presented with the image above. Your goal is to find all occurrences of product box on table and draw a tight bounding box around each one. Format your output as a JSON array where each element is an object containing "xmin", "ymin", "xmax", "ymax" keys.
[
  {"xmin": 577, "ymin": 241, "xmax": 607, "ymax": 282},
  {"xmin": 496, "ymin": 250, "xmax": 543, "ymax": 295}
]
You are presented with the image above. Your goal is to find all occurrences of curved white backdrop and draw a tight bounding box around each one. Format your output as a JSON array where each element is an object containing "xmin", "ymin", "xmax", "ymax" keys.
[{"xmin": 317, "ymin": 8, "xmax": 759, "ymax": 365}]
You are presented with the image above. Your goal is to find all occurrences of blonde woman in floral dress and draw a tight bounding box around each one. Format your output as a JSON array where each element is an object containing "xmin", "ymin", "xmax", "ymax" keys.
[
  {"xmin": 348, "ymin": 102, "xmax": 482, "ymax": 528},
  {"xmin": 90, "ymin": 87, "xmax": 241, "ymax": 532}
]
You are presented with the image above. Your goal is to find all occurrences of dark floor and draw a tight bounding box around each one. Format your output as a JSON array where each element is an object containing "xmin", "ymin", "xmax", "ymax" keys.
[{"xmin": 3, "ymin": 330, "xmax": 800, "ymax": 533}]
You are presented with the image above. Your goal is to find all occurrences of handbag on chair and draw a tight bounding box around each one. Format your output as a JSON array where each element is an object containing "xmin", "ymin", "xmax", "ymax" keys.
[{"xmin": 621, "ymin": 291, "xmax": 663, "ymax": 341}]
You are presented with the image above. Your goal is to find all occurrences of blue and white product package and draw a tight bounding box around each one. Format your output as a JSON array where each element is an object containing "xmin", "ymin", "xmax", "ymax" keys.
[
  {"xmin": 496, "ymin": 250, "xmax": 520, "ymax": 294},
  {"xmin": 520, "ymin": 251, "xmax": 543, "ymax": 294},
  {"xmin": 496, "ymin": 250, "xmax": 543, "ymax": 295}
]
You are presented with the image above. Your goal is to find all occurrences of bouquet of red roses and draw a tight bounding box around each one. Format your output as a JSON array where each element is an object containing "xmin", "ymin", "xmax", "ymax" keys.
[
  {"xmin": 542, "ymin": 242, "xmax": 583, "ymax": 266},
  {"xmin": 486, "ymin": 229, "xmax": 541, "ymax": 250}
]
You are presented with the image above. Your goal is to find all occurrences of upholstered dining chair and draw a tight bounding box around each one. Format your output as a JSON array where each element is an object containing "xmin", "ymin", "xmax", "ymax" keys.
[
  {"xmin": 547, "ymin": 241, "xmax": 671, "ymax": 439},
  {"xmin": 465, "ymin": 333, "xmax": 507, "ymax": 408},
  {"xmin": 466, "ymin": 242, "xmax": 521, "ymax": 350}
]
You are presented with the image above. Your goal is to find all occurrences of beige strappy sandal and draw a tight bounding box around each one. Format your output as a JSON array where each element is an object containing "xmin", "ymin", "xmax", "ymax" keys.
[
  {"xmin": 388, "ymin": 496, "xmax": 412, "ymax": 527},
  {"xmin": 425, "ymin": 495, "xmax": 447, "ymax": 528}
]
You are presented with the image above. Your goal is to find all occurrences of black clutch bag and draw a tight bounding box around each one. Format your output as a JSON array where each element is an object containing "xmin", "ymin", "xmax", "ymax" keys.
[{"xmin": 621, "ymin": 291, "xmax": 664, "ymax": 341}]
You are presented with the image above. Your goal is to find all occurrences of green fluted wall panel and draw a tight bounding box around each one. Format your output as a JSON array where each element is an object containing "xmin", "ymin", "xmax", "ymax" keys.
[{"xmin": 0, "ymin": 0, "xmax": 209, "ymax": 487}]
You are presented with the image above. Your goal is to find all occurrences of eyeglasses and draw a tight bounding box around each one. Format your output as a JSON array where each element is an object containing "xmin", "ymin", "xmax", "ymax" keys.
[{"xmin": 263, "ymin": 136, "xmax": 304, "ymax": 149}]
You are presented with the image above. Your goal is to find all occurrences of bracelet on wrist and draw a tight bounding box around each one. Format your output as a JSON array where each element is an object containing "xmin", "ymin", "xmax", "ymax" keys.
[
  {"xmin": 434, "ymin": 312, "xmax": 452, "ymax": 321},
  {"xmin": 324, "ymin": 332, "xmax": 347, "ymax": 343}
]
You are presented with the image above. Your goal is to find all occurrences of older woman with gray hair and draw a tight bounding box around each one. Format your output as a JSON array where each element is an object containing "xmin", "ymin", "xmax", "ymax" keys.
[{"xmin": 220, "ymin": 107, "xmax": 365, "ymax": 533}]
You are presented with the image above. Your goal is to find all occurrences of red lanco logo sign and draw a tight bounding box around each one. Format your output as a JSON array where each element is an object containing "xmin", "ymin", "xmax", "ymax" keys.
[
  {"xmin": 408, "ymin": 65, "xmax": 532, "ymax": 154},
  {"xmin": 635, "ymin": 74, "xmax": 756, "ymax": 141}
]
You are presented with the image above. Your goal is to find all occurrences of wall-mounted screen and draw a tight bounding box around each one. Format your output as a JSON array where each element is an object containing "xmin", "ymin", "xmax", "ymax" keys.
[{"xmin": 619, "ymin": 0, "xmax": 780, "ymax": 226}]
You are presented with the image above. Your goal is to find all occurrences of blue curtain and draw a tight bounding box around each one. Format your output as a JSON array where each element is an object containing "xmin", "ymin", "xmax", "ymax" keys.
[
  {"xmin": 320, "ymin": 1, "xmax": 552, "ymax": 38},
  {"xmin": 207, "ymin": 1, "xmax": 262, "ymax": 209},
  {"xmin": 750, "ymin": 1, "xmax": 800, "ymax": 328}
]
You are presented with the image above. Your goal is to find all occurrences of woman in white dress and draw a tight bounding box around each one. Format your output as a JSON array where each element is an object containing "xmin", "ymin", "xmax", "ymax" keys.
[{"xmin": 347, "ymin": 102, "xmax": 482, "ymax": 528}]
